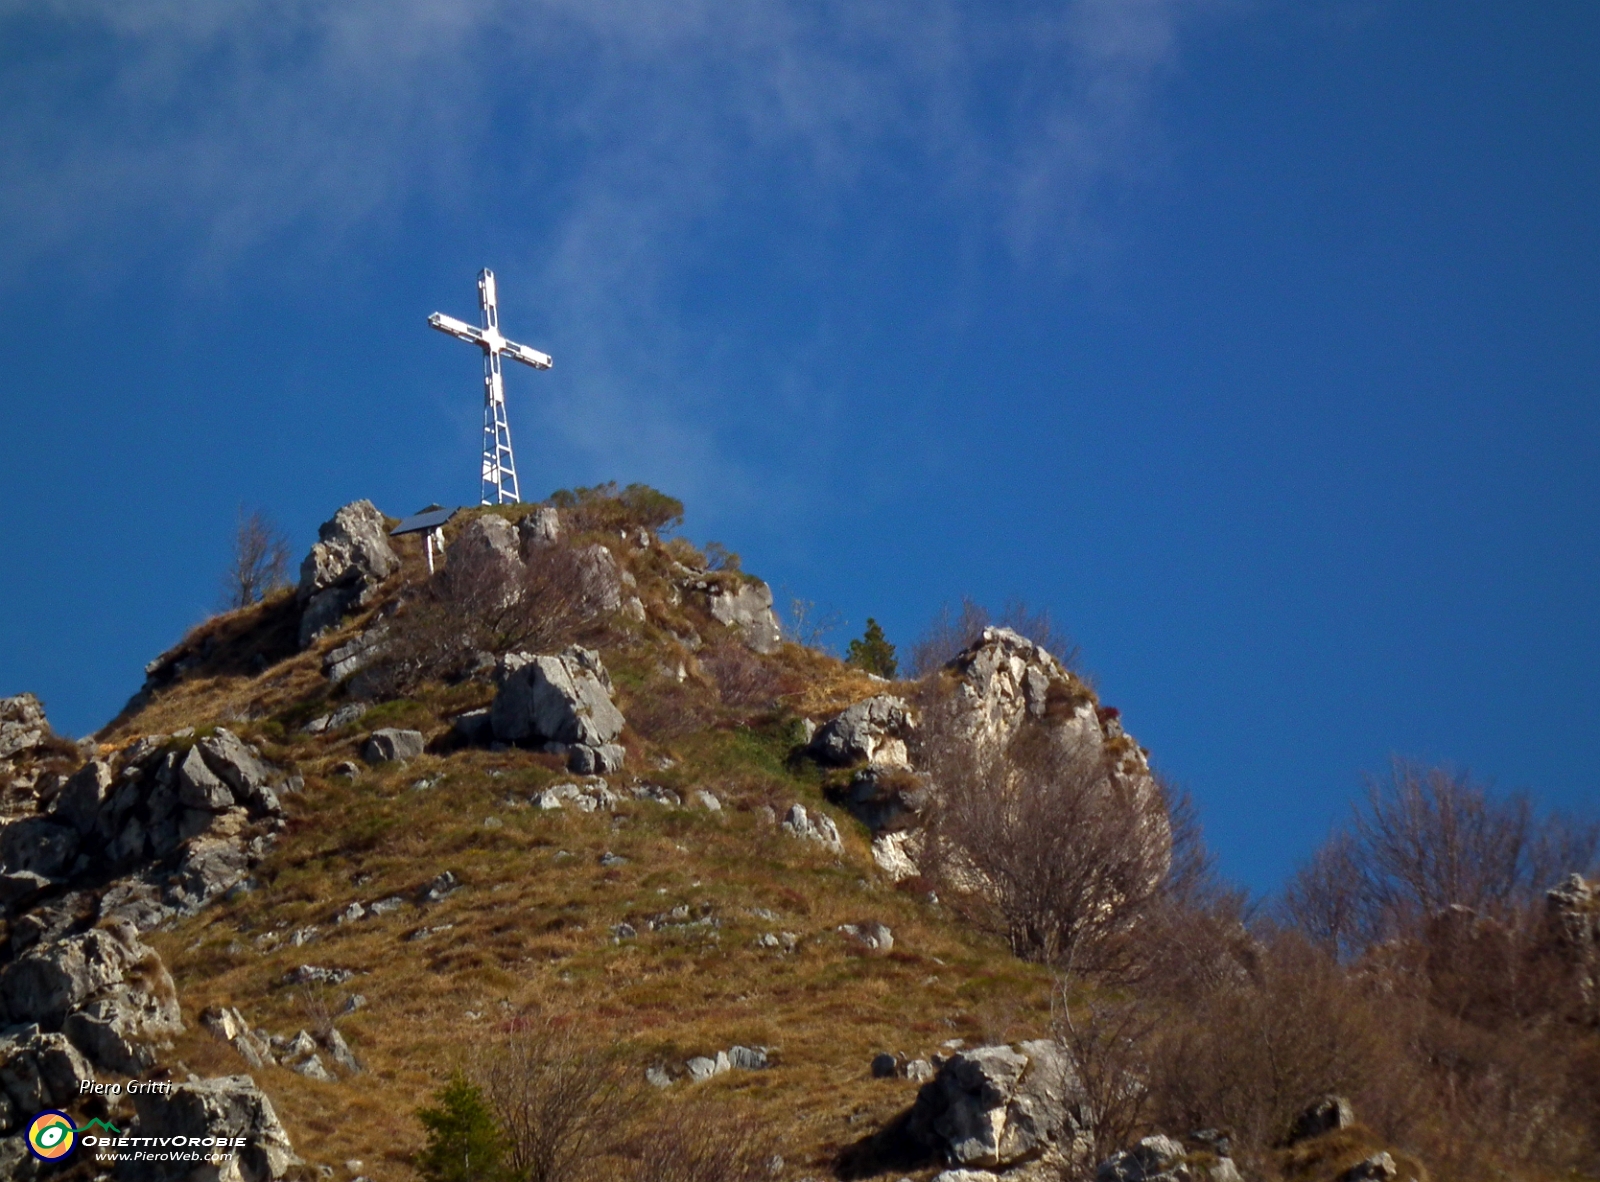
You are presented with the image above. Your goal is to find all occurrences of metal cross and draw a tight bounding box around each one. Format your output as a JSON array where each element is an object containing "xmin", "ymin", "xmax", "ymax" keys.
[{"xmin": 429, "ymin": 269, "xmax": 552, "ymax": 505}]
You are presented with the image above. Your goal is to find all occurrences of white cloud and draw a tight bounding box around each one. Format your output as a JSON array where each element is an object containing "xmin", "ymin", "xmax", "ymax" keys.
[{"xmin": 0, "ymin": 0, "xmax": 1222, "ymax": 513}]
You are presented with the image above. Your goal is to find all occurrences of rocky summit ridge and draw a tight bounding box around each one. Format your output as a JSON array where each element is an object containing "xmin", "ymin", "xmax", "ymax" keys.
[{"xmin": 0, "ymin": 488, "xmax": 1593, "ymax": 1181}]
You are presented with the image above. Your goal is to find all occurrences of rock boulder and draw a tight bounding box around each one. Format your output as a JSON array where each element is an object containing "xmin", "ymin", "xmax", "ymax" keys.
[
  {"xmin": 362, "ymin": 728, "xmax": 426, "ymax": 764},
  {"xmin": 127, "ymin": 1074, "xmax": 299, "ymax": 1181},
  {"xmin": 490, "ymin": 648, "xmax": 625, "ymax": 748},
  {"xmin": 781, "ymin": 804, "xmax": 843, "ymax": 853},
  {"xmin": 810, "ymin": 695, "xmax": 916, "ymax": 768},
  {"xmin": 1288, "ymin": 1095, "xmax": 1355, "ymax": 1144},
  {"xmin": 0, "ymin": 694, "xmax": 49, "ymax": 762},
  {"xmin": 297, "ymin": 500, "xmax": 401, "ymax": 646},
  {"xmin": 706, "ymin": 579, "xmax": 783, "ymax": 653},
  {"xmin": 907, "ymin": 1040, "xmax": 1085, "ymax": 1170}
]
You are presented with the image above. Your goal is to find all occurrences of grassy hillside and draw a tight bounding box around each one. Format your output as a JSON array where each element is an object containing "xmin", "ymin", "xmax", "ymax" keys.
[{"xmin": 101, "ymin": 503, "xmax": 1059, "ymax": 1179}]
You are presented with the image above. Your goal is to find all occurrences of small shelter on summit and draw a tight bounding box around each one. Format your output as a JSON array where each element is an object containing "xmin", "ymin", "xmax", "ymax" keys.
[{"xmin": 389, "ymin": 505, "xmax": 457, "ymax": 574}]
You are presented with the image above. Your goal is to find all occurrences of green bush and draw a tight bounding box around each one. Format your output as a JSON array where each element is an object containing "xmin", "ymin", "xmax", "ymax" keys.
[
  {"xmin": 846, "ymin": 618, "xmax": 898, "ymax": 678},
  {"xmin": 416, "ymin": 1072, "xmax": 507, "ymax": 1182},
  {"xmin": 548, "ymin": 482, "xmax": 684, "ymax": 533}
]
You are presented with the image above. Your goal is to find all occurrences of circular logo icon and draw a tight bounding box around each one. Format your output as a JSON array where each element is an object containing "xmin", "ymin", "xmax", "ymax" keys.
[{"xmin": 27, "ymin": 1110, "xmax": 76, "ymax": 1160}]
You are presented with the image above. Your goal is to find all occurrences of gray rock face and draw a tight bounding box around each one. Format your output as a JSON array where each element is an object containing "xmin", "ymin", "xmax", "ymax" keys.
[
  {"xmin": 491, "ymin": 648, "xmax": 625, "ymax": 747},
  {"xmin": 11, "ymin": 729, "xmax": 291, "ymax": 936},
  {"xmin": 324, "ymin": 626, "xmax": 391, "ymax": 686},
  {"xmin": 362, "ymin": 728, "xmax": 426, "ymax": 764},
  {"xmin": 63, "ymin": 975, "xmax": 184, "ymax": 1074},
  {"xmin": 944, "ymin": 628, "xmax": 1097, "ymax": 756},
  {"xmin": 577, "ymin": 544, "xmax": 625, "ymax": 613},
  {"xmin": 1096, "ymin": 1135, "xmax": 1187, "ymax": 1182},
  {"xmin": 297, "ymin": 500, "xmax": 401, "ymax": 646},
  {"xmin": 728, "ymin": 1045, "xmax": 767, "ymax": 1070},
  {"xmin": 0, "ymin": 922, "xmax": 184, "ymax": 1080},
  {"xmin": 53, "ymin": 759, "xmax": 114, "ymax": 837},
  {"xmin": 871, "ymin": 830, "xmax": 922, "ymax": 882},
  {"xmin": 0, "ymin": 818, "xmax": 78, "ymax": 878},
  {"xmin": 1547, "ymin": 873, "xmax": 1600, "ymax": 1020},
  {"xmin": 839, "ymin": 921, "xmax": 894, "ymax": 952},
  {"xmin": 453, "ymin": 513, "xmax": 522, "ymax": 569},
  {"xmin": 811, "ymin": 695, "xmax": 916, "ymax": 768},
  {"xmin": 567, "ymin": 742, "xmax": 626, "ymax": 776},
  {"xmin": 1338, "ymin": 1153, "xmax": 1398, "ymax": 1182},
  {"xmin": 908, "ymin": 1040, "xmax": 1085, "ymax": 1170},
  {"xmin": 781, "ymin": 804, "xmax": 843, "ymax": 853},
  {"xmin": 706, "ymin": 579, "xmax": 782, "ymax": 653},
  {"xmin": 0, "ymin": 694, "xmax": 49, "ymax": 761},
  {"xmin": 0, "ymin": 1026, "xmax": 93, "ymax": 1117},
  {"xmin": 1288, "ymin": 1095, "xmax": 1355, "ymax": 1144},
  {"xmin": 127, "ymin": 1074, "xmax": 299, "ymax": 1181},
  {"xmin": 518, "ymin": 506, "xmax": 563, "ymax": 550}
]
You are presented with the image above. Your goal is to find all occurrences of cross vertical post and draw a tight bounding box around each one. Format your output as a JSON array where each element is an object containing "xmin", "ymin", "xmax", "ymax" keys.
[{"xmin": 429, "ymin": 269, "xmax": 553, "ymax": 505}]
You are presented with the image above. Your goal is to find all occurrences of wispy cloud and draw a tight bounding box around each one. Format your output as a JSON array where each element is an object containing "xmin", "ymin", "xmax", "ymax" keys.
[{"xmin": 0, "ymin": 0, "xmax": 1221, "ymax": 514}]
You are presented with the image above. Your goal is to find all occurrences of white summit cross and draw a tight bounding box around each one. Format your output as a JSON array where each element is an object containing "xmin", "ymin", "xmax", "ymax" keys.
[{"xmin": 428, "ymin": 269, "xmax": 552, "ymax": 505}]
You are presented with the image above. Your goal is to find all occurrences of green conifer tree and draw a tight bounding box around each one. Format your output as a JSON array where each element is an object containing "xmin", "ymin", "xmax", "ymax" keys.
[
  {"xmin": 416, "ymin": 1072, "xmax": 506, "ymax": 1182},
  {"xmin": 846, "ymin": 618, "xmax": 898, "ymax": 678}
]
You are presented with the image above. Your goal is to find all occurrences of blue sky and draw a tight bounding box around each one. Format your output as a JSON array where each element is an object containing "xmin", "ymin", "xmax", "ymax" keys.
[{"xmin": 2, "ymin": 1, "xmax": 1596, "ymax": 894}]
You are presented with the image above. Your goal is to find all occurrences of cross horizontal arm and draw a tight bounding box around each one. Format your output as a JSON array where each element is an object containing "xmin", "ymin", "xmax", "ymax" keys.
[
  {"xmin": 501, "ymin": 338, "xmax": 553, "ymax": 370},
  {"xmin": 428, "ymin": 312, "xmax": 485, "ymax": 346}
]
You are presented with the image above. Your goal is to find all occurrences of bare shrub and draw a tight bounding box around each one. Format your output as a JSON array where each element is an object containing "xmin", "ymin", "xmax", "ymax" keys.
[
  {"xmin": 781, "ymin": 595, "xmax": 843, "ymax": 650},
  {"xmin": 909, "ymin": 597, "xmax": 1079, "ymax": 677},
  {"xmin": 622, "ymin": 1100, "xmax": 771, "ymax": 1182},
  {"xmin": 361, "ymin": 541, "xmax": 610, "ymax": 697},
  {"xmin": 627, "ymin": 681, "xmax": 718, "ymax": 741},
  {"xmin": 1148, "ymin": 930, "xmax": 1414, "ymax": 1165},
  {"xmin": 1408, "ymin": 1009, "xmax": 1599, "ymax": 1180},
  {"xmin": 219, "ymin": 506, "xmax": 292, "ymax": 611},
  {"xmin": 1053, "ymin": 983, "xmax": 1160, "ymax": 1173},
  {"xmin": 700, "ymin": 642, "xmax": 782, "ymax": 710},
  {"xmin": 919, "ymin": 707, "xmax": 1179, "ymax": 973},
  {"xmin": 476, "ymin": 1018, "xmax": 637, "ymax": 1182}
]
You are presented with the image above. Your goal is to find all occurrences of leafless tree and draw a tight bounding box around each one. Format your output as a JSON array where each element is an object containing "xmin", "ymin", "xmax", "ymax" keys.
[
  {"xmin": 1148, "ymin": 930, "xmax": 1408, "ymax": 1163},
  {"xmin": 1053, "ymin": 982, "xmax": 1160, "ymax": 1175},
  {"xmin": 220, "ymin": 506, "xmax": 292, "ymax": 610},
  {"xmin": 477, "ymin": 1019, "xmax": 637, "ymax": 1182},
  {"xmin": 910, "ymin": 597, "xmax": 1079, "ymax": 677},
  {"xmin": 782, "ymin": 595, "xmax": 843, "ymax": 650},
  {"xmin": 919, "ymin": 706, "xmax": 1180, "ymax": 973},
  {"xmin": 1284, "ymin": 759, "xmax": 1600, "ymax": 957}
]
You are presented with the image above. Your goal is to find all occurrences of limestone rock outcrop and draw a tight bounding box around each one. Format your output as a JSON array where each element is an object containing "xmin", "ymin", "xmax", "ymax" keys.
[
  {"xmin": 941, "ymin": 628, "xmax": 1103, "ymax": 759},
  {"xmin": 125, "ymin": 1074, "xmax": 300, "ymax": 1181},
  {"xmin": 706, "ymin": 579, "xmax": 783, "ymax": 653},
  {"xmin": 0, "ymin": 695, "xmax": 49, "ymax": 763},
  {"xmin": 1547, "ymin": 873, "xmax": 1600, "ymax": 1021},
  {"xmin": 810, "ymin": 694, "xmax": 916, "ymax": 768},
  {"xmin": 0, "ymin": 728, "xmax": 292, "ymax": 941},
  {"xmin": 297, "ymin": 500, "xmax": 401, "ymax": 646},
  {"xmin": 0, "ymin": 1026, "xmax": 93, "ymax": 1132},
  {"xmin": 781, "ymin": 804, "xmax": 843, "ymax": 853},
  {"xmin": 1096, "ymin": 1134, "xmax": 1243, "ymax": 1182},
  {"xmin": 490, "ymin": 648, "xmax": 627, "ymax": 773},
  {"xmin": 453, "ymin": 513, "xmax": 522, "ymax": 570},
  {"xmin": 363, "ymin": 728, "xmax": 426, "ymax": 764},
  {"xmin": 907, "ymin": 1040, "xmax": 1087, "ymax": 1170},
  {"xmin": 0, "ymin": 920, "xmax": 183, "ymax": 1080}
]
